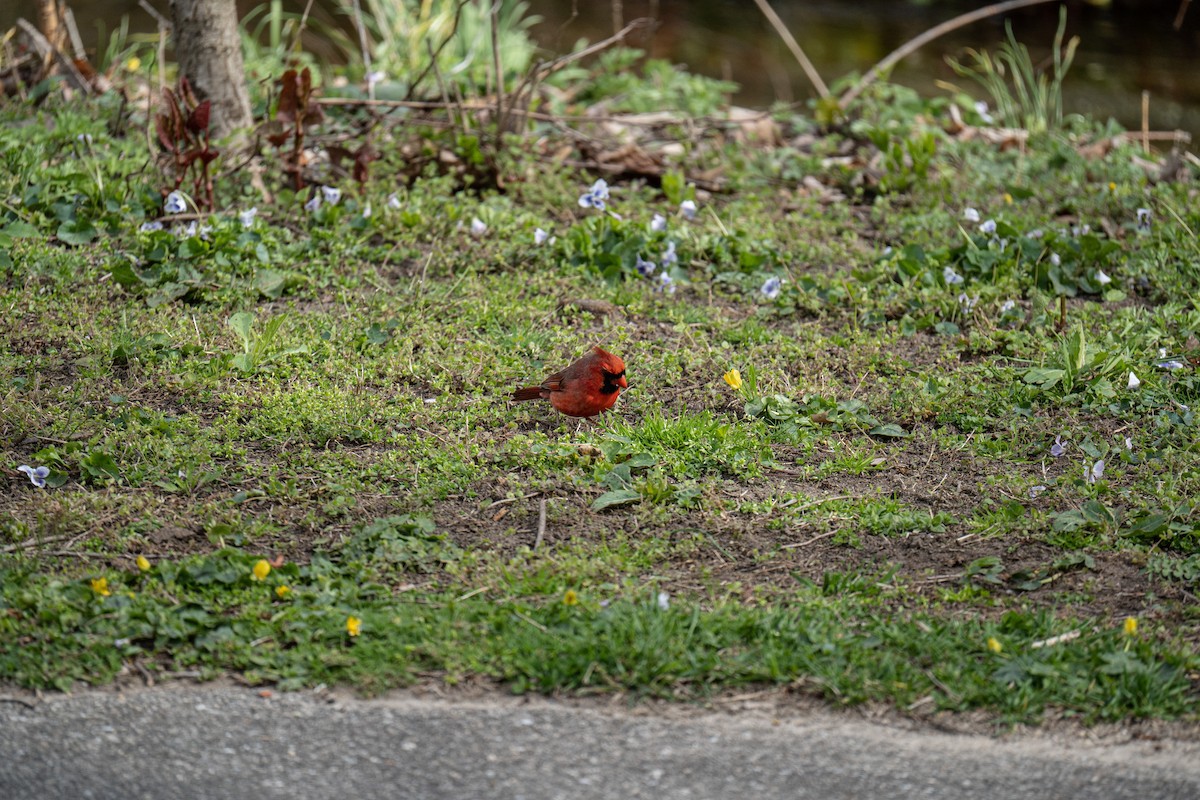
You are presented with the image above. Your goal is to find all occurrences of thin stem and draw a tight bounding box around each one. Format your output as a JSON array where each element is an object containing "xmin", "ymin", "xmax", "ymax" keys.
[
  {"xmin": 490, "ymin": 0, "xmax": 505, "ymax": 135},
  {"xmin": 750, "ymin": 0, "xmax": 829, "ymax": 99}
]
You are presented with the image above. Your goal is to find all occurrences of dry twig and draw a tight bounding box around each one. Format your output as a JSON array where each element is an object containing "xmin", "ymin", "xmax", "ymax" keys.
[
  {"xmin": 533, "ymin": 498, "xmax": 547, "ymax": 549},
  {"xmin": 750, "ymin": 0, "xmax": 829, "ymax": 99}
]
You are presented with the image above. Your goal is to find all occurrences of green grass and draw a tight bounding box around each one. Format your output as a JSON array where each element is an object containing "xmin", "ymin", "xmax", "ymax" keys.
[
  {"xmin": 2, "ymin": 548, "xmax": 1191, "ymax": 723},
  {"xmin": 2, "ymin": 73, "xmax": 1199, "ymax": 726}
]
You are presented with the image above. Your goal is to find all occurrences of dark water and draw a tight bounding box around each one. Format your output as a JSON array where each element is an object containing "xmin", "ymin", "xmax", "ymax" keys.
[
  {"xmin": 525, "ymin": 0, "xmax": 1200, "ymax": 139},
  {"xmin": 6, "ymin": 0, "xmax": 1199, "ymax": 138}
]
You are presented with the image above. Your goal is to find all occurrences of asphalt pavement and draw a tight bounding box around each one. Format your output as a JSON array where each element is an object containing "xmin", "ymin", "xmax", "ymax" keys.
[{"xmin": 3, "ymin": 683, "xmax": 1199, "ymax": 800}]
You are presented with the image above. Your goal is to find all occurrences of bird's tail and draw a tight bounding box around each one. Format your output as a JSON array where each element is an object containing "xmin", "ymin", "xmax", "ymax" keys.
[{"xmin": 511, "ymin": 386, "xmax": 543, "ymax": 402}]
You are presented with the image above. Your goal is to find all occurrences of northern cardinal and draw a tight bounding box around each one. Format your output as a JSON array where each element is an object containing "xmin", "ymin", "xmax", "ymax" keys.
[{"xmin": 512, "ymin": 346, "xmax": 628, "ymax": 418}]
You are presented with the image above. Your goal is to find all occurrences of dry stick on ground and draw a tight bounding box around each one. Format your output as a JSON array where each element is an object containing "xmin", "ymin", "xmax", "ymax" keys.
[
  {"xmin": 781, "ymin": 529, "xmax": 842, "ymax": 549},
  {"xmin": 779, "ymin": 496, "xmax": 854, "ymax": 548},
  {"xmin": 487, "ymin": 492, "xmax": 541, "ymax": 509},
  {"xmin": 26, "ymin": 551, "xmax": 130, "ymax": 559},
  {"xmin": 533, "ymin": 498, "xmax": 547, "ymax": 550},
  {"xmin": 839, "ymin": 0, "xmax": 1065, "ymax": 110},
  {"xmin": 0, "ymin": 533, "xmax": 77, "ymax": 553},
  {"xmin": 750, "ymin": 0, "xmax": 829, "ymax": 99}
]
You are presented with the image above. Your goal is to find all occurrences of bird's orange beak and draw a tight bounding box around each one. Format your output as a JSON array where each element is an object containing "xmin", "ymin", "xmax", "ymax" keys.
[{"xmin": 617, "ymin": 375, "xmax": 628, "ymax": 390}]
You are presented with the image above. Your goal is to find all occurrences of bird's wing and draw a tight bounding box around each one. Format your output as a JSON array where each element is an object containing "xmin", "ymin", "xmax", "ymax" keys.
[{"xmin": 541, "ymin": 371, "xmax": 566, "ymax": 393}]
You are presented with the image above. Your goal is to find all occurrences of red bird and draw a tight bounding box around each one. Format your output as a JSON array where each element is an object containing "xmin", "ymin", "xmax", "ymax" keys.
[{"xmin": 512, "ymin": 346, "xmax": 628, "ymax": 418}]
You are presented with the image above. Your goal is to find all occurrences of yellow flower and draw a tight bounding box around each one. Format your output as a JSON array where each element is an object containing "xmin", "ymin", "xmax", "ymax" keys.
[
  {"xmin": 1108, "ymin": 181, "xmax": 1117, "ymax": 193},
  {"xmin": 723, "ymin": 369, "xmax": 743, "ymax": 390},
  {"xmin": 252, "ymin": 559, "xmax": 271, "ymax": 581},
  {"xmin": 1123, "ymin": 616, "xmax": 1138, "ymax": 636},
  {"xmin": 986, "ymin": 636, "xmax": 1002, "ymax": 654},
  {"xmin": 90, "ymin": 577, "xmax": 111, "ymax": 597},
  {"xmin": 563, "ymin": 589, "xmax": 579, "ymax": 606},
  {"xmin": 346, "ymin": 615, "xmax": 362, "ymax": 637},
  {"xmin": 136, "ymin": 555, "xmax": 151, "ymax": 572},
  {"xmin": 1003, "ymin": 192, "xmax": 1013, "ymax": 204},
  {"xmin": 125, "ymin": 56, "xmax": 141, "ymax": 72},
  {"xmin": 275, "ymin": 585, "xmax": 291, "ymax": 598}
]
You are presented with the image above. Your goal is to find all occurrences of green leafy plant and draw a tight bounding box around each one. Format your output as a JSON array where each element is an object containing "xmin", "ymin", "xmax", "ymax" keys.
[
  {"xmin": 726, "ymin": 366, "xmax": 907, "ymax": 441},
  {"xmin": 338, "ymin": 515, "xmax": 459, "ymax": 573},
  {"xmin": 1147, "ymin": 552, "xmax": 1200, "ymax": 585},
  {"xmin": 355, "ymin": 0, "xmax": 540, "ymax": 97},
  {"xmin": 227, "ymin": 311, "xmax": 294, "ymax": 373},
  {"xmin": 560, "ymin": 215, "xmax": 684, "ymax": 285},
  {"xmin": 559, "ymin": 48, "xmax": 738, "ymax": 117},
  {"xmin": 1023, "ymin": 324, "xmax": 1129, "ymax": 401},
  {"xmin": 80, "ymin": 449, "xmax": 121, "ymax": 485},
  {"xmin": 947, "ymin": 7, "xmax": 1079, "ymax": 134}
]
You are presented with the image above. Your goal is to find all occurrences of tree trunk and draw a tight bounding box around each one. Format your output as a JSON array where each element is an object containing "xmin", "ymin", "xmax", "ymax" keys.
[{"xmin": 170, "ymin": 0, "xmax": 252, "ymax": 140}]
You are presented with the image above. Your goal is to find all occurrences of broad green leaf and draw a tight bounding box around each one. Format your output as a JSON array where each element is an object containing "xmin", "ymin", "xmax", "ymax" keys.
[
  {"xmin": 592, "ymin": 489, "xmax": 640, "ymax": 511},
  {"xmin": 57, "ymin": 219, "xmax": 98, "ymax": 245},
  {"xmin": 868, "ymin": 423, "xmax": 908, "ymax": 438},
  {"xmin": 1023, "ymin": 367, "xmax": 1064, "ymax": 388},
  {"xmin": 623, "ymin": 453, "xmax": 657, "ymax": 469},
  {"xmin": 254, "ymin": 269, "xmax": 288, "ymax": 299},
  {"xmin": 2, "ymin": 220, "xmax": 39, "ymax": 238},
  {"xmin": 227, "ymin": 311, "xmax": 256, "ymax": 350}
]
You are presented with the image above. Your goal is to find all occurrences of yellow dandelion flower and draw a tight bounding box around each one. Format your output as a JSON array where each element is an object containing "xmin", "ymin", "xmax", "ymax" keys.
[
  {"xmin": 563, "ymin": 589, "xmax": 579, "ymax": 606},
  {"xmin": 91, "ymin": 577, "xmax": 111, "ymax": 597},
  {"xmin": 723, "ymin": 369, "xmax": 743, "ymax": 390},
  {"xmin": 275, "ymin": 585, "xmax": 291, "ymax": 598},
  {"xmin": 346, "ymin": 616, "xmax": 362, "ymax": 637},
  {"xmin": 125, "ymin": 56, "xmax": 141, "ymax": 72},
  {"xmin": 1108, "ymin": 181, "xmax": 1117, "ymax": 193},
  {"xmin": 1123, "ymin": 616, "xmax": 1138, "ymax": 636},
  {"xmin": 986, "ymin": 636, "xmax": 1002, "ymax": 654},
  {"xmin": 136, "ymin": 555, "xmax": 151, "ymax": 572},
  {"xmin": 1003, "ymin": 192, "xmax": 1013, "ymax": 204},
  {"xmin": 252, "ymin": 559, "xmax": 271, "ymax": 581}
]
